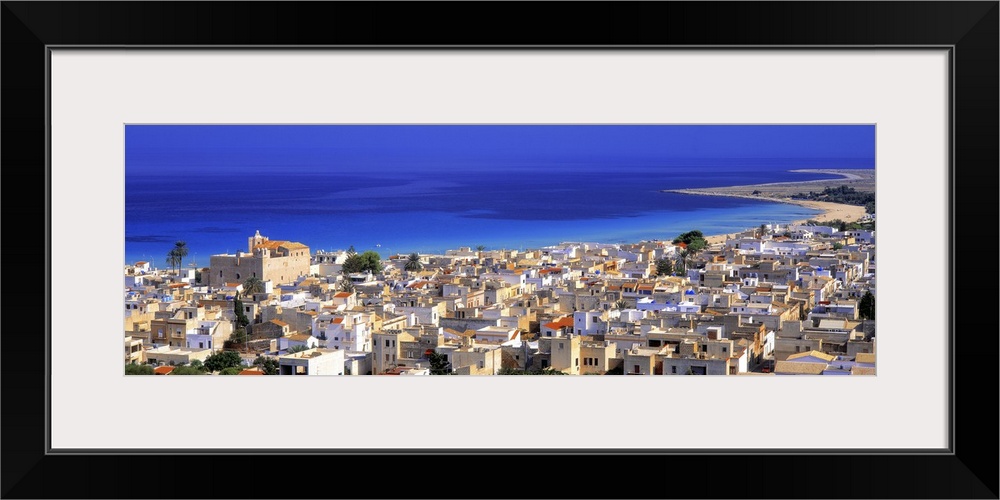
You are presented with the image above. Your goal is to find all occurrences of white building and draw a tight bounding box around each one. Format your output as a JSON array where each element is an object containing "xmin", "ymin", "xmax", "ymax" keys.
[{"xmin": 278, "ymin": 348, "xmax": 345, "ymax": 375}]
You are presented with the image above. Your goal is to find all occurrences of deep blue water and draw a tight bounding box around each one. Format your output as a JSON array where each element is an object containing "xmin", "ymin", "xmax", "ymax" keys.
[{"xmin": 124, "ymin": 161, "xmax": 873, "ymax": 267}]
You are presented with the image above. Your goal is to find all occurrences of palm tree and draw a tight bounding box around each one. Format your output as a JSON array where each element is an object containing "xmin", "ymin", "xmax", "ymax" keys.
[
  {"xmin": 404, "ymin": 252, "xmax": 423, "ymax": 272},
  {"xmin": 166, "ymin": 241, "xmax": 188, "ymax": 274},
  {"xmin": 242, "ymin": 276, "xmax": 264, "ymax": 299},
  {"xmin": 676, "ymin": 249, "xmax": 690, "ymax": 275},
  {"xmin": 166, "ymin": 250, "xmax": 181, "ymax": 274},
  {"xmin": 614, "ymin": 299, "xmax": 628, "ymax": 309},
  {"xmin": 476, "ymin": 245, "xmax": 486, "ymax": 260},
  {"xmin": 338, "ymin": 279, "xmax": 355, "ymax": 294}
]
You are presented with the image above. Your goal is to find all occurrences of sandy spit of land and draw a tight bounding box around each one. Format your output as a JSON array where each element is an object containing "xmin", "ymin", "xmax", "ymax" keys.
[{"xmin": 664, "ymin": 169, "xmax": 873, "ymax": 245}]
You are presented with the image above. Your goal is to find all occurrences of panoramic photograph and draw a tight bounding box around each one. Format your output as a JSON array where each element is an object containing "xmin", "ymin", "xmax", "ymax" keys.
[{"xmin": 123, "ymin": 125, "xmax": 876, "ymax": 376}]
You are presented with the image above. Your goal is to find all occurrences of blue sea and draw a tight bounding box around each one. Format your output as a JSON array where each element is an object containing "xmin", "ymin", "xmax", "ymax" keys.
[{"xmin": 124, "ymin": 160, "xmax": 872, "ymax": 267}]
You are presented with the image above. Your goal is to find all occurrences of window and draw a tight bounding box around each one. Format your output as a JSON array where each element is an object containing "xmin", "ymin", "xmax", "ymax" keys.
[
  {"xmin": 575, "ymin": 358, "xmax": 579, "ymax": 366},
  {"xmin": 633, "ymin": 365, "xmax": 641, "ymax": 374},
  {"xmin": 385, "ymin": 340, "xmax": 391, "ymax": 347},
  {"xmin": 236, "ymin": 273, "xmax": 241, "ymax": 280},
  {"xmin": 559, "ymin": 343, "xmax": 564, "ymax": 350},
  {"xmin": 199, "ymin": 342, "xmax": 204, "ymax": 348},
  {"xmin": 671, "ymin": 366, "xmax": 677, "ymax": 374}
]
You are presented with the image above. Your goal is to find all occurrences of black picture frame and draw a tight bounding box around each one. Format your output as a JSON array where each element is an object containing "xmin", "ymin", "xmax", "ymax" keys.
[{"xmin": 3, "ymin": 2, "xmax": 997, "ymax": 499}]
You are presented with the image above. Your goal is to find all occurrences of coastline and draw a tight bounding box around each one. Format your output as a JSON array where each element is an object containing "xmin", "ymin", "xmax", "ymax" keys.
[{"xmin": 665, "ymin": 169, "xmax": 872, "ymax": 245}]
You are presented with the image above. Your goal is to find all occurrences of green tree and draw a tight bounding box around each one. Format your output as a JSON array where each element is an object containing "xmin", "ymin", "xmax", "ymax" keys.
[
  {"xmin": 346, "ymin": 245, "xmax": 357, "ymax": 257},
  {"xmin": 343, "ymin": 250, "xmax": 384, "ymax": 274},
  {"xmin": 676, "ymin": 249, "xmax": 690, "ymax": 275},
  {"xmin": 170, "ymin": 365, "xmax": 208, "ymax": 375},
  {"xmin": 226, "ymin": 327, "xmax": 247, "ymax": 349},
  {"xmin": 233, "ymin": 294, "xmax": 250, "ymax": 329},
  {"xmin": 404, "ymin": 252, "xmax": 423, "ymax": 272},
  {"xmin": 655, "ymin": 257, "xmax": 674, "ymax": 276},
  {"xmin": 166, "ymin": 251, "xmax": 181, "ymax": 274},
  {"xmin": 338, "ymin": 279, "xmax": 355, "ymax": 294},
  {"xmin": 672, "ymin": 230, "xmax": 708, "ymax": 275},
  {"xmin": 428, "ymin": 351, "xmax": 453, "ymax": 375},
  {"xmin": 253, "ymin": 356, "xmax": 279, "ymax": 375},
  {"xmin": 832, "ymin": 242, "xmax": 844, "ymax": 250},
  {"xmin": 166, "ymin": 241, "xmax": 189, "ymax": 274},
  {"xmin": 360, "ymin": 251, "xmax": 384, "ymax": 274},
  {"xmin": 218, "ymin": 367, "xmax": 242, "ymax": 375},
  {"xmin": 242, "ymin": 276, "xmax": 264, "ymax": 298},
  {"xmin": 858, "ymin": 290, "xmax": 875, "ymax": 320},
  {"xmin": 537, "ymin": 368, "xmax": 568, "ymax": 375},
  {"xmin": 672, "ymin": 230, "xmax": 708, "ymax": 253},
  {"xmin": 204, "ymin": 350, "xmax": 243, "ymax": 372},
  {"xmin": 286, "ymin": 344, "xmax": 310, "ymax": 354},
  {"xmin": 125, "ymin": 363, "xmax": 154, "ymax": 375}
]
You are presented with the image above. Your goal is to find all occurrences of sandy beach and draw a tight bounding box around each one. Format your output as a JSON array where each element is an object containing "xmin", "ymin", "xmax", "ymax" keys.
[{"xmin": 665, "ymin": 169, "xmax": 873, "ymax": 245}]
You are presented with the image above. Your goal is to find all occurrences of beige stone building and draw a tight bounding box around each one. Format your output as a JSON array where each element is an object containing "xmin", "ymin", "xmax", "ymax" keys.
[
  {"xmin": 580, "ymin": 340, "xmax": 617, "ymax": 374},
  {"xmin": 207, "ymin": 231, "xmax": 310, "ymax": 287}
]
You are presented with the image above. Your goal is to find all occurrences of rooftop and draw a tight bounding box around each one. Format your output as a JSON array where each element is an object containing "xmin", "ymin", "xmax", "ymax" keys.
[{"xmin": 774, "ymin": 361, "xmax": 828, "ymax": 375}]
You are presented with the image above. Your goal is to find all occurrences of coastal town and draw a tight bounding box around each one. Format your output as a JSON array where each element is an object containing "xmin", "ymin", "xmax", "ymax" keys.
[{"xmin": 124, "ymin": 178, "xmax": 876, "ymax": 376}]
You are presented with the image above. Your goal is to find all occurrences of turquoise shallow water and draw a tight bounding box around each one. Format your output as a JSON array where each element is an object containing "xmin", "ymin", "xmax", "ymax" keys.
[{"xmin": 124, "ymin": 167, "xmax": 836, "ymax": 266}]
